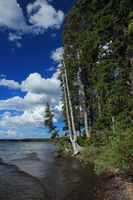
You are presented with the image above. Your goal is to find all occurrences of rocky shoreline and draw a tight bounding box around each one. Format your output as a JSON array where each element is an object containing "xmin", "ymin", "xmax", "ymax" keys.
[
  {"xmin": 56, "ymin": 150, "xmax": 133, "ymax": 200},
  {"xmin": 94, "ymin": 169, "xmax": 133, "ymax": 200}
]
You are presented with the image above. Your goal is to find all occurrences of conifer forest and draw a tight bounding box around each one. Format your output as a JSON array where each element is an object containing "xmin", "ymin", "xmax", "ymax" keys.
[{"xmin": 57, "ymin": 0, "xmax": 133, "ymax": 174}]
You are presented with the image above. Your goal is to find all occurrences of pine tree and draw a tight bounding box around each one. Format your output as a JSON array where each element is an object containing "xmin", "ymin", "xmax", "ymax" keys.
[{"xmin": 44, "ymin": 103, "xmax": 59, "ymax": 138}]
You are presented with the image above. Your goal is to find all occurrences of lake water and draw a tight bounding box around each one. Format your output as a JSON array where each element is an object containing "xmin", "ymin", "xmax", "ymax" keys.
[{"xmin": 0, "ymin": 142, "xmax": 99, "ymax": 200}]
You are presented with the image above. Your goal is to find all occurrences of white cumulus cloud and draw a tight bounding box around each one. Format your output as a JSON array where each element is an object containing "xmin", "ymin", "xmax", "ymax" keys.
[
  {"xmin": 0, "ymin": 129, "xmax": 17, "ymax": 137},
  {"xmin": 0, "ymin": 71, "xmax": 62, "ymax": 132},
  {"xmin": 0, "ymin": 0, "xmax": 28, "ymax": 31},
  {"xmin": 0, "ymin": 79, "xmax": 20, "ymax": 89},
  {"xmin": 0, "ymin": 107, "xmax": 44, "ymax": 128},
  {"xmin": 21, "ymin": 72, "xmax": 60, "ymax": 95},
  {"xmin": 27, "ymin": 0, "xmax": 64, "ymax": 31},
  {"xmin": 46, "ymin": 66, "xmax": 56, "ymax": 71},
  {"xmin": 0, "ymin": 0, "xmax": 64, "ymax": 37},
  {"xmin": 7, "ymin": 130, "xmax": 17, "ymax": 136},
  {"xmin": 51, "ymin": 47, "xmax": 64, "ymax": 62},
  {"xmin": 8, "ymin": 33, "xmax": 22, "ymax": 42},
  {"xmin": 8, "ymin": 32, "xmax": 23, "ymax": 48}
]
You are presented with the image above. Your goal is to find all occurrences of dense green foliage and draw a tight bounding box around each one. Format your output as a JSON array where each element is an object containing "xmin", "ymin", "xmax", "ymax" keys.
[
  {"xmin": 79, "ymin": 130, "xmax": 133, "ymax": 175},
  {"xmin": 59, "ymin": 0, "xmax": 133, "ymax": 174}
]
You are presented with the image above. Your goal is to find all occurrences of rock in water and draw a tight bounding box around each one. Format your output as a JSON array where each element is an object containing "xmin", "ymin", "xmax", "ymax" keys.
[{"xmin": 54, "ymin": 153, "xmax": 61, "ymax": 158}]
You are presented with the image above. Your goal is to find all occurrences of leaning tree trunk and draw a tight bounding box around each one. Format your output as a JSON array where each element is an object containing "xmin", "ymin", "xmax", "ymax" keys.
[
  {"xmin": 62, "ymin": 74, "xmax": 73, "ymax": 148},
  {"xmin": 62, "ymin": 59, "xmax": 80, "ymax": 155}
]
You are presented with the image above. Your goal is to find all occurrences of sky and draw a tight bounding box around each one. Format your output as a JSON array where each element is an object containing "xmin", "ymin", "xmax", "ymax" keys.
[{"xmin": 0, "ymin": 0, "xmax": 75, "ymax": 139}]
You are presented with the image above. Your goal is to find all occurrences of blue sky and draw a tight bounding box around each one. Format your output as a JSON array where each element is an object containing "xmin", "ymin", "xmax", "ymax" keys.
[{"xmin": 0, "ymin": 0, "xmax": 75, "ymax": 139}]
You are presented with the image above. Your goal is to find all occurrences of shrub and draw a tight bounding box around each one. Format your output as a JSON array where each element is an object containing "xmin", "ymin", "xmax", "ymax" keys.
[
  {"xmin": 79, "ymin": 129, "xmax": 133, "ymax": 175},
  {"xmin": 95, "ymin": 129, "xmax": 133, "ymax": 175}
]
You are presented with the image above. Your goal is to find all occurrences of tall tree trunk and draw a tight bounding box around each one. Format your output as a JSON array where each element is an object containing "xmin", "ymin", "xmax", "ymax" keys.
[
  {"xmin": 62, "ymin": 60, "xmax": 79, "ymax": 155},
  {"xmin": 130, "ymin": 70, "xmax": 133, "ymax": 95},
  {"xmin": 97, "ymin": 92, "xmax": 102, "ymax": 117},
  {"xmin": 62, "ymin": 74, "xmax": 73, "ymax": 143},
  {"xmin": 112, "ymin": 116, "xmax": 116, "ymax": 133},
  {"xmin": 79, "ymin": 67, "xmax": 91, "ymax": 137},
  {"xmin": 77, "ymin": 51, "xmax": 91, "ymax": 138},
  {"xmin": 126, "ymin": 53, "xmax": 133, "ymax": 95},
  {"xmin": 76, "ymin": 71, "xmax": 82, "ymax": 137}
]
